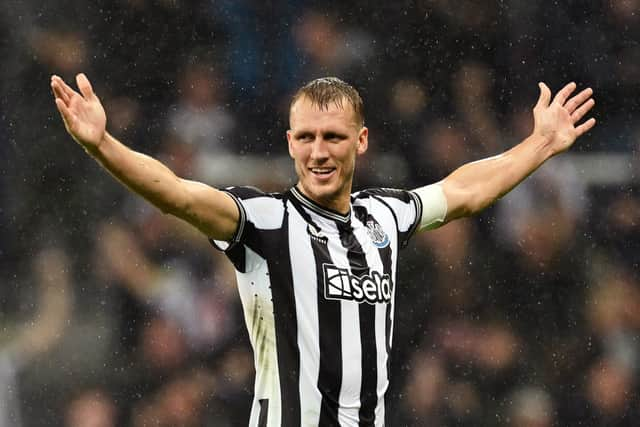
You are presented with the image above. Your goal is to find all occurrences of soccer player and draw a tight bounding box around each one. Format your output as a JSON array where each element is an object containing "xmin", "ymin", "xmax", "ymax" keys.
[{"xmin": 51, "ymin": 74, "xmax": 595, "ymax": 426}]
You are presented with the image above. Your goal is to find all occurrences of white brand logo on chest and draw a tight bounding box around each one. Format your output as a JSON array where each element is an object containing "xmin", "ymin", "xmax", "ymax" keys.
[{"xmin": 323, "ymin": 263, "xmax": 393, "ymax": 304}]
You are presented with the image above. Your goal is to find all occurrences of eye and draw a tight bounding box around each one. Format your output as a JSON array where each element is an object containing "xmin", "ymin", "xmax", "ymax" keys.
[
  {"xmin": 324, "ymin": 133, "xmax": 346, "ymax": 142},
  {"xmin": 295, "ymin": 132, "xmax": 314, "ymax": 142}
]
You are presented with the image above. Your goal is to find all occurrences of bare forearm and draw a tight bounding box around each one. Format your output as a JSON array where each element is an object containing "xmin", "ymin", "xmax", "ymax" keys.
[
  {"xmin": 440, "ymin": 81, "xmax": 596, "ymax": 222},
  {"xmin": 85, "ymin": 133, "xmax": 238, "ymax": 240},
  {"xmin": 443, "ymin": 134, "xmax": 554, "ymax": 219},
  {"xmin": 88, "ymin": 132, "xmax": 187, "ymax": 215},
  {"xmin": 52, "ymin": 74, "xmax": 239, "ymax": 239}
]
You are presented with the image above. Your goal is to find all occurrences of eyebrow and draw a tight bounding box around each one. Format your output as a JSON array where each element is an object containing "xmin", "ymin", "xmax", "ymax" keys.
[
  {"xmin": 323, "ymin": 131, "xmax": 348, "ymax": 139},
  {"xmin": 292, "ymin": 130, "xmax": 349, "ymax": 139},
  {"xmin": 293, "ymin": 130, "xmax": 314, "ymax": 139}
]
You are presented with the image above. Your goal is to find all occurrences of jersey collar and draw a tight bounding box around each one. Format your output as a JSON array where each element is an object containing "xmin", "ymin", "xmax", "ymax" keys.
[{"xmin": 290, "ymin": 186, "xmax": 351, "ymax": 224}]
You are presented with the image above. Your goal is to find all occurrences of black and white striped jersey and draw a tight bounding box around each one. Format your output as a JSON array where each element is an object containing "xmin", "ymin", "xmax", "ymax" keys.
[{"xmin": 211, "ymin": 185, "xmax": 423, "ymax": 427}]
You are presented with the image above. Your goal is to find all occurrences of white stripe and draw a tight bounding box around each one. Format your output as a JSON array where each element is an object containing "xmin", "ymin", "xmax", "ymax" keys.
[
  {"xmin": 234, "ymin": 246, "xmax": 281, "ymax": 426},
  {"xmin": 243, "ymin": 196, "xmax": 286, "ymax": 229},
  {"xmin": 339, "ymin": 299, "xmax": 362, "ymax": 425},
  {"xmin": 375, "ymin": 303, "xmax": 387, "ymax": 426},
  {"xmin": 377, "ymin": 196, "xmax": 416, "ymax": 233},
  {"xmin": 316, "ymin": 218, "xmax": 362, "ymax": 426},
  {"xmin": 288, "ymin": 204, "xmax": 323, "ymax": 426}
]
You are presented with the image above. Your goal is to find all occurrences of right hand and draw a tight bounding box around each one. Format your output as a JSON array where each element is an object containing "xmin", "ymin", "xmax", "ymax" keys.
[{"xmin": 51, "ymin": 73, "xmax": 107, "ymax": 152}]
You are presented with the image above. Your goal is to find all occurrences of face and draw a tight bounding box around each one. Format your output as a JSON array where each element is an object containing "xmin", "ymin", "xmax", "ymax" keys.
[{"xmin": 287, "ymin": 96, "xmax": 368, "ymax": 213}]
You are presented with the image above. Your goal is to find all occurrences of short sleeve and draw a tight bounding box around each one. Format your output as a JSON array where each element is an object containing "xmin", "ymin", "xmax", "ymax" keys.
[
  {"xmin": 209, "ymin": 186, "xmax": 286, "ymax": 271},
  {"xmin": 356, "ymin": 188, "xmax": 423, "ymax": 248},
  {"xmin": 208, "ymin": 186, "xmax": 259, "ymax": 252}
]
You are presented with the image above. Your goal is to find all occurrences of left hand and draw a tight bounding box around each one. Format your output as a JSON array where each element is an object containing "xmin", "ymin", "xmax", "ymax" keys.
[
  {"xmin": 532, "ymin": 82, "xmax": 596, "ymax": 156},
  {"xmin": 51, "ymin": 73, "xmax": 107, "ymax": 153}
]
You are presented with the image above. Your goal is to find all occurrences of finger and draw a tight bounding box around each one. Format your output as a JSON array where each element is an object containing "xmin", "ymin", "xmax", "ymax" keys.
[
  {"xmin": 575, "ymin": 117, "xmax": 596, "ymax": 136},
  {"xmin": 52, "ymin": 75, "xmax": 81, "ymax": 101},
  {"xmin": 565, "ymin": 87, "xmax": 593, "ymax": 114},
  {"xmin": 50, "ymin": 80, "xmax": 70, "ymax": 104},
  {"xmin": 552, "ymin": 81, "xmax": 577, "ymax": 105},
  {"xmin": 571, "ymin": 98, "xmax": 595, "ymax": 123},
  {"xmin": 76, "ymin": 73, "xmax": 95, "ymax": 99},
  {"xmin": 535, "ymin": 82, "xmax": 551, "ymax": 109},
  {"xmin": 55, "ymin": 97, "xmax": 76, "ymax": 127}
]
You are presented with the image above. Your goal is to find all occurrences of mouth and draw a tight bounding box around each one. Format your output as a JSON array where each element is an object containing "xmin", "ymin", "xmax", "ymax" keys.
[{"xmin": 309, "ymin": 167, "xmax": 336, "ymax": 180}]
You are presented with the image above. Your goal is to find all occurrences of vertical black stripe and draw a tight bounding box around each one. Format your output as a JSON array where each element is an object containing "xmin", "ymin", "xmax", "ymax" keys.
[
  {"xmin": 258, "ymin": 399, "xmax": 269, "ymax": 427},
  {"xmin": 264, "ymin": 205, "xmax": 301, "ymax": 426},
  {"xmin": 289, "ymin": 197, "xmax": 343, "ymax": 425},
  {"xmin": 225, "ymin": 243, "xmax": 247, "ymax": 272},
  {"xmin": 357, "ymin": 299, "xmax": 378, "ymax": 426},
  {"xmin": 357, "ymin": 206, "xmax": 395, "ymax": 427},
  {"xmin": 339, "ymin": 211, "xmax": 377, "ymax": 426},
  {"xmin": 312, "ymin": 230, "xmax": 343, "ymax": 425}
]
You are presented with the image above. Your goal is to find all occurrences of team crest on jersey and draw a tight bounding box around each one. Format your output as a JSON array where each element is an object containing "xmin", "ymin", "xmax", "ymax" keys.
[
  {"xmin": 323, "ymin": 263, "xmax": 393, "ymax": 304},
  {"xmin": 366, "ymin": 220, "xmax": 390, "ymax": 248}
]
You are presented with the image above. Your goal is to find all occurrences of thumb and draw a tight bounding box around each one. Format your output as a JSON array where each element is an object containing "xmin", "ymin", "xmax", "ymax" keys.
[
  {"xmin": 535, "ymin": 82, "xmax": 551, "ymax": 109},
  {"xmin": 76, "ymin": 73, "xmax": 95, "ymax": 100}
]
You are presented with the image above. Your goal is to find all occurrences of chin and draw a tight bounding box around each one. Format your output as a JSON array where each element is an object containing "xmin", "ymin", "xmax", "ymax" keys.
[
  {"xmin": 310, "ymin": 186, "xmax": 337, "ymax": 201},
  {"xmin": 304, "ymin": 182, "xmax": 339, "ymax": 201}
]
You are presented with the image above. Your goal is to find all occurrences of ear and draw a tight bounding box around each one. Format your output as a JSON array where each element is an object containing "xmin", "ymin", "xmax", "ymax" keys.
[
  {"xmin": 356, "ymin": 127, "xmax": 369, "ymax": 155},
  {"xmin": 286, "ymin": 130, "xmax": 295, "ymax": 159}
]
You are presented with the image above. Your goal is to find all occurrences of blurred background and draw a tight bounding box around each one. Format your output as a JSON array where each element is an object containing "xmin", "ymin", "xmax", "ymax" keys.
[{"xmin": 1, "ymin": 0, "xmax": 640, "ymax": 425}]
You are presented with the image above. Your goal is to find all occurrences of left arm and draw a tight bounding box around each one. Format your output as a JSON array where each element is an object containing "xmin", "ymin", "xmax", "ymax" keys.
[{"xmin": 434, "ymin": 82, "xmax": 595, "ymax": 223}]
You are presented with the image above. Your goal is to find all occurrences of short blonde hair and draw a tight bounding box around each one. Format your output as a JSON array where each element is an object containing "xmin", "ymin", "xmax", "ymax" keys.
[{"xmin": 290, "ymin": 77, "xmax": 364, "ymax": 127}]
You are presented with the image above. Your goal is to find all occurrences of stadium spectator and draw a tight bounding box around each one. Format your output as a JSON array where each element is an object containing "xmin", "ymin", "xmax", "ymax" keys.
[
  {"xmin": 0, "ymin": 248, "xmax": 73, "ymax": 427},
  {"xmin": 65, "ymin": 388, "xmax": 117, "ymax": 427}
]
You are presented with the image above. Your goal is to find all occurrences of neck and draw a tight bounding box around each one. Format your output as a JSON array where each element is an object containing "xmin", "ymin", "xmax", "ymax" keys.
[{"xmin": 295, "ymin": 183, "xmax": 351, "ymax": 215}]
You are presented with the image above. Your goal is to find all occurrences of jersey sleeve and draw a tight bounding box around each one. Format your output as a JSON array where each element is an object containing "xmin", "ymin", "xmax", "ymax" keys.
[
  {"xmin": 209, "ymin": 186, "xmax": 285, "ymax": 272},
  {"xmin": 357, "ymin": 188, "xmax": 423, "ymax": 248}
]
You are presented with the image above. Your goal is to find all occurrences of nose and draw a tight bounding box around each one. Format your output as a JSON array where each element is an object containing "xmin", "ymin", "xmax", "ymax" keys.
[{"xmin": 310, "ymin": 137, "xmax": 329, "ymax": 162}]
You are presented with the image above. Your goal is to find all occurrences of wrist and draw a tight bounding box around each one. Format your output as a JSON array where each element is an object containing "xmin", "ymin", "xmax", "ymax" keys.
[
  {"xmin": 527, "ymin": 132, "xmax": 556, "ymax": 160},
  {"xmin": 83, "ymin": 132, "xmax": 109, "ymax": 157}
]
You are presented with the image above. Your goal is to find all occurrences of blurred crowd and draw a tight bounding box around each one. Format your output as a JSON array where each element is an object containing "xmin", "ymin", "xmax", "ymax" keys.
[{"xmin": 1, "ymin": 0, "xmax": 640, "ymax": 426}]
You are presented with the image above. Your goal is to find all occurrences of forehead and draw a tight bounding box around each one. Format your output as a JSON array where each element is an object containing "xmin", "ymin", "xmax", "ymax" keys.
[{"xmin": 289, "ymin": 96, "xmax": 357, "ymax": 130}]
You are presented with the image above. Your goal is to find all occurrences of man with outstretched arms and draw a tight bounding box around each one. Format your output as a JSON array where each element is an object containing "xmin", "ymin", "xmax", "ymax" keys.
[{"xmin": 51, "ymin": 73, "xmax": 595, "ymax": 426}]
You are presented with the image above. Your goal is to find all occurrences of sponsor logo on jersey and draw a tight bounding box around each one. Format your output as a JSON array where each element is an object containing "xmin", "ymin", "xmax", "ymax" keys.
[
  {"xmin": 365, "ymin": 219, "xmax": 390, "ymax": 248},
  {"xmin": 323, "ymin": 263, "xmax": 393, "ymax": 304}
]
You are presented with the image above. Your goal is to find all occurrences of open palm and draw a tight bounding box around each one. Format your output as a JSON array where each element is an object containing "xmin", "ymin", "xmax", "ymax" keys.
[
  {"xmin": 532, "ymin": 82, "xmax": 596, "ymax": 156},
  {"xmin": 51, "ymin": 73, "xmax": 107, "ymax": 150}
]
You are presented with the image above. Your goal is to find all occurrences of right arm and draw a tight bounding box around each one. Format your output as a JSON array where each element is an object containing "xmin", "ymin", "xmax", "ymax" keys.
[{"xmin": 51, "ymin": 73, "xmax": 238, "ymax": 241}]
